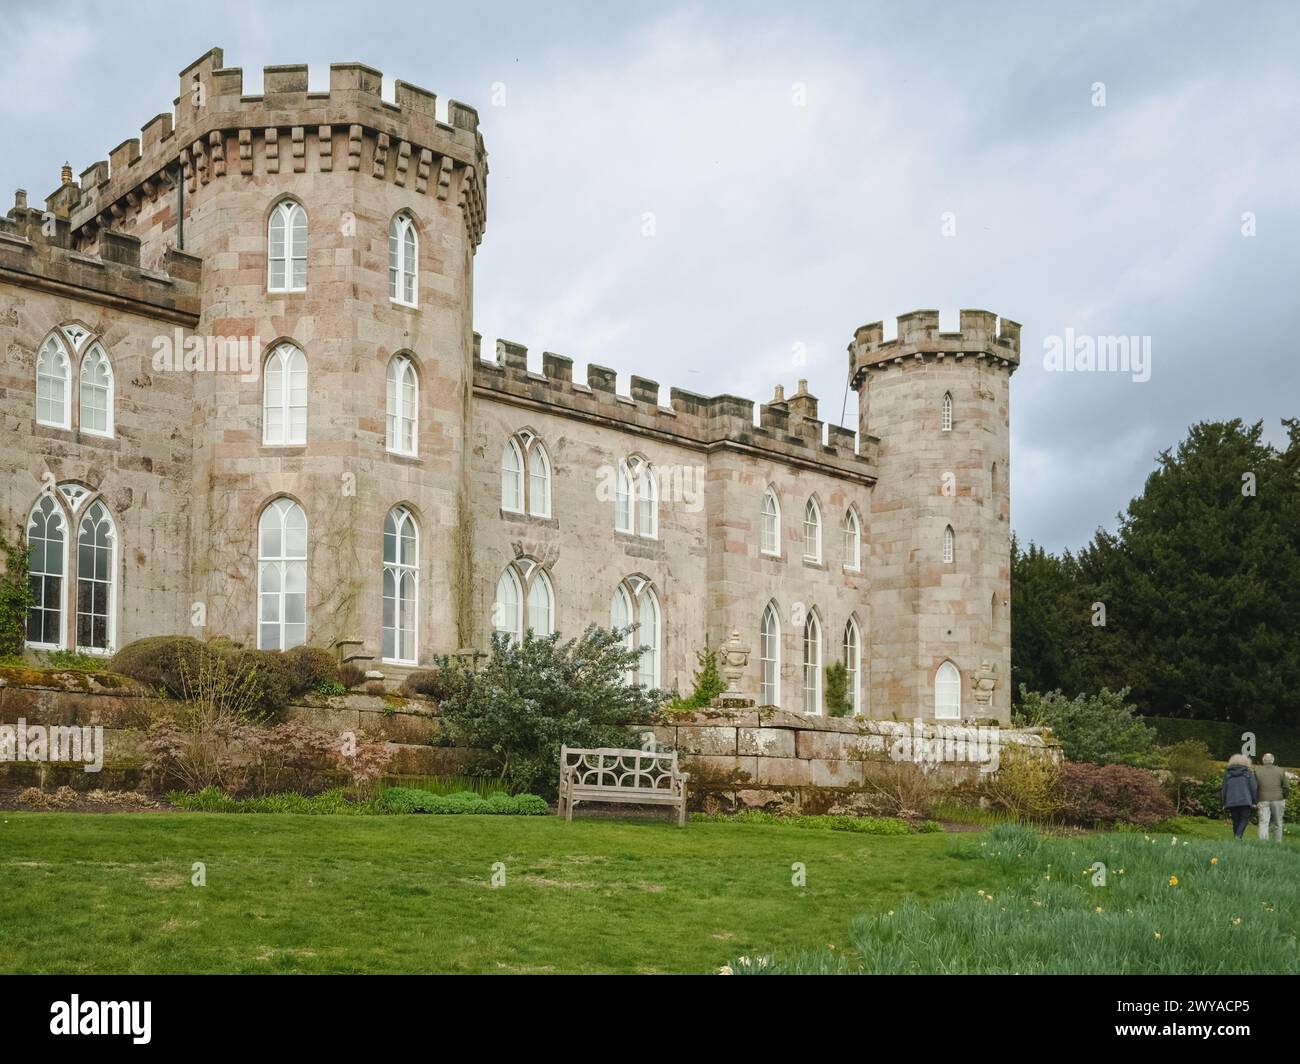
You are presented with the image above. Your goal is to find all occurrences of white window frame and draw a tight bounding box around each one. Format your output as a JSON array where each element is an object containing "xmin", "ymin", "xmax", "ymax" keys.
[
  {"xmin": 943, "ymin": 524, "xmax": 955, "ymax": 564},
  {"xmin": 257, "ymin": 498, "xmax": 308, "ymax": 651},
  {"xmin": 935, "ymin": 660, "xmax": 961, "ymax": 719},
  {"xmin": 494, "ymin": 566, "xmax": 523, "ymax": 643},
  {"xmin": 25, "ymin": 494, "xmax": 68, "ymax": 650},
  {"xmin": 494, "ymin": 560, "xmax": 555, "ymax": 643},
  {"xmin": 526, "ymin": 568, "xmax": 555, "ymax": 637},
  {"xmin": 842, "ymin": 508, "xmax": 861, "ymax": 571},
  {"xmin": 611, "ymin": 578, "xmax": 660, "ymax": 689},
  {"xmin": 74, "ymin": 499, "xmax": 118, "ymax": 655},
  {"xmin": 263, "ymin": 343, "xmax": 308, "ymax": 446},
  {"xmin": 802, "ymin": 611, "xmax": 822, "ymax": 714},
  {"xmin": 36, "ymin": 333, "xmax": 72, "ymax": 429},
  {"xmin": 760, "ymin": 602, "xmax": 781, "ymax": 707},
  {"xmin": 941, "ymin": 391, "xmax": 953, "ymax": 432},
  {"xmin": 389, "ymin": 212, "xmax": 419, "ymax": 307},
  {"xmin": 267, "ymin": 200, "xmax": 307, "ymax": 293},
  {"xmin": 615, "ymin": 456, "xmax": 657, "ymax": 538},
  {"xmin": 382, "ymin": 506, "xmax": 419, "ymax": 665},
  {"xmin": 803, "ymin": 498, "xmax": 822, "ymax": 564},
  {"xmin": 527, "ymin": 441, "xmax": 552, "ymax": 518},
  {"xmin": 760, "ymin": 488, "xmax": 781, "ymax": 556},
  {"xmin": 78, "ymin": 342, "xmax": 115, "ymax": 438},
  {"xmin": 501, "ymin": 438, "xmax": 524, "ymax": 513},
  {"xmin": 386, "ymin": 354, "xmax": 419, "ymax": 456},
  {"xmin": 844, "ymin": 617, "xmax": 862, "ymax": 715}
]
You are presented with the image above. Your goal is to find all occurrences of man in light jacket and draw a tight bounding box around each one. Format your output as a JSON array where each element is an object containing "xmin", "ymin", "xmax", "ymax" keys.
[{"xmin": 1254, "ymin": 753, "xmax": 1290, "ymax": 842}]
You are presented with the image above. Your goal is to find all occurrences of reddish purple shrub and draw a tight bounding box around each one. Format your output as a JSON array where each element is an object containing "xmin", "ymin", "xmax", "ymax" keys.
[{"xmin": 1056, "ymin": 761, "xmax": 1173, "ymax": 827}]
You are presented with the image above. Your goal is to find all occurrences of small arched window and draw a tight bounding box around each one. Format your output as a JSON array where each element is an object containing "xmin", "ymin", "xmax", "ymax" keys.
[
  {"xmin": 527, "ymin": 569, "xmax": 554, "ymax": 636},
  {"xmin": 268, "ymin": 200, "xmax": 307, "ymax": 292},
  {"xmin": 382, "ymin": 506, "xmax": 419, "ymax": 664},
  {"xmin": 263, "ymin": 343, "xmax": 307, "ymax": 445},
  {"xmin": 802, "ymin": 611, "xmax": 822, "ymax": 714},
  {"xmin": 501, "ymin": 438, "xmax": 524, "ymax": 512},
  {"xmin": 941, "ymin": 391, "xmax": 953, "ymax": 432},
  {"xmin": 935, "ymin": 660, "xmax": 961, "ymax": 719},
  {"xmin": 389, "ymin": 213, "xmax": 418, "ymax": 306},
  {"xmin": 610, "ymin": 578, "xmax": 660, "ymax": 689},
  {"xmin": 385, "ymin": 354, "xmax": 418, "ymax": 455},
  {"xmin": 760, "ymin": 602, "xmax": 781, "ymax": 707},
  {"xmin": 842, "ymin": 508, "xmax": 861, "ymax": 571},
  {"xmin": 615, "ymin": 457, "xmax": 656, "ymax": 538},
  {"xmin": 844, "ymin": 617, "xmax": 862, "ymax": 715},
  {"xmin": 26, "ymin": 494, "xmax": 67, "ymax": 647},
  {"xmin": 803, "ymin": 498, "xmax": 822, "ymax": 564},
  {"xmin": 502, "ymin": 431, "xmax": 551, "ymax": 517},
  {"xmin": 36, "ymin": 333, "xmax": 72, "ymax": 429},
  {"xmin": 78, "ymin": 342, "xmax": 114, "ymax": 437},
  {"xmin": 943, "ymin": 524, "xmax": 955, "ymax": 564},
  {"xmin": 258, "ymin": 498, "xmax": 308, "ymax": 650},
  {"xmin": 760, "ymin": 488, "xmax": 781, "ymax": 556}
]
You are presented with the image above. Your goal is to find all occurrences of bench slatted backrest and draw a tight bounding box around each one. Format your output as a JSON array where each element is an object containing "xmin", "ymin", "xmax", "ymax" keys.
[{"xmin": 563, "ymin": 747, "xmax": 679, "ymax": 792}]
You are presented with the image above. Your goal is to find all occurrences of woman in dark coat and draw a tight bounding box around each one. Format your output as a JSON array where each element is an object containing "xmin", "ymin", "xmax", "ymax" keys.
[{"xmin": 1221, "ymin": 754, "xmax": 1258, "ymax": 839}]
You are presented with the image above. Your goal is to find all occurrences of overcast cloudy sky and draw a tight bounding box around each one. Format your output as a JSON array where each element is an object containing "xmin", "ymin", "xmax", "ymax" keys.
[{"xmin": 2, "ymin": 0, "xmax": 1296, "ymax": 552}]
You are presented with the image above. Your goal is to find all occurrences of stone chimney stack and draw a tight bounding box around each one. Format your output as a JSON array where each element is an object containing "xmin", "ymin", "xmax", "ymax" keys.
[{"xmin": 788, "ymin": 379, "xmax": 818, "ymax": 420}]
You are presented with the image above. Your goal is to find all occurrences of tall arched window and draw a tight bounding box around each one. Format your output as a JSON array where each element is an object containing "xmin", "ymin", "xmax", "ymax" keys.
[
  {"xmin": 25, "ymin": 485, "xmax": 119, "ymax": 654},
  {"xmin": 76, "ymin": 501, "xmax": 116, "ymax": 652},
  {"xmin": 263, "ymin": 343, "xmax": 307, "ymax": 445},
  {"xmin": 268, "ymin": 200, "xmax": 307, "ymax": 292},
  {"xmin": 943, "ymin": 524, "xmax": 955, "ymax": 564},
  {"xmin": 935, "ymin": 660, "xmax": 961, "ymax": 719},
  {"xmin": 258, "ymin": 499, "xmax": 308, "ymax": 650},
  {"xmin": 494, "ymin": 566, "xmax": 522, "ymax": 643},
  {"xmin": 760, "ymin": 488, "xmax": 780, "ymax": 556},
  {"xmin": 844, "ymin": 617, "xmax": 862, "ymax": 715},
  {"xmin": 500, "ymin": 438, "xmax": 524, "ymax": 512},
  {"xmin": 527, "ymin": 569, "xmax": 554, "ymax": 636},
  {"xmin": 941, "ymin": 391, "xmax": 953, "ymax": 432},
  {"xmin": 382, "ymin": 506, "xmax": 419, "ymax": 664},
  {"xmin": 615, "ymin": 457, "xmax": 656, "ymax": 538},
  {"xmin": 803, "ymin": 498, "xmax": 822, "ymax": 563},
  {"xmin": 494, "ymin": 560, "xmax": 554, "ymax": 642},
  {"xmin": 26, "ymin": 495, "xmax": 66, "ymax": 647},
  {"xmin": 36, "ymin": 333, "xmax": 71, "ymax": 429},
  {"xmin": 842, "ymin": 508, "xmax": 861, "ymax": 571},
  {"xmin": 802, "ymin": 611, "xmax": 822, "ymax": 714},
  {"xmin": 610, "ymin": 577, "xmax": 660, "ymax": 689},
  {"xmin": 760, "ymin": 602, "xmax": 781, "ymax": 706},
  {"xmin": 78, "ymin": 342, "xmax": 114, "ymax": 437},
  {"xmin": 385, "ymin": 354, "xmax": 418, "ymax": 455},
  {"xmin": 389, "ymin": 212, "xmax": 418, "ymax": 306}
]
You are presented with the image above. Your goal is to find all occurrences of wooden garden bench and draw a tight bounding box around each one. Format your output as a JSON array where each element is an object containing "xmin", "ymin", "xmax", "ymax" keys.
[{"xmin": 558, "ymin": 746, "xmax": 690, "ymax": 827}]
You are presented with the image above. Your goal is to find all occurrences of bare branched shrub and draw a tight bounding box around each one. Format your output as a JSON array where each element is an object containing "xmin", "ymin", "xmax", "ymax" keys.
[
  {"xmin": 859, "ymin": 762, "xmax": 939, "ymax": 819},
  {"xmin": 980, "ymin": 745, "xmax": 1062, "ymax": 822}
]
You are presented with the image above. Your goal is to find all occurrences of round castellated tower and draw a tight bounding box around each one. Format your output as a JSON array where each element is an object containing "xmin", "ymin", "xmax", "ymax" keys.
[
  {"xmin": 850, "ymin": 309, "xmax": 1019, "ymax": 723},
  {"xmin": 62, "ymin": 47, "xmax": 487, "ymax": 662}
]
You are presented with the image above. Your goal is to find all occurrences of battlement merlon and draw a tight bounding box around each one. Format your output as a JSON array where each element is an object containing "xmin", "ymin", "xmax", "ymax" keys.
[
  {"xmin": 848, "ymin": 309, "xmax": 1021, "ymax": 387},
  {"xmin": 49, "ymin": 47, "xmax": 488, "ymax": 245},
  {"xmin": 0, "ymin": 198, "xmax": 202, "ymax": 325},
  {"xmin": 475, "ymin": 337, "xmax": 878, "ymax": 485}
]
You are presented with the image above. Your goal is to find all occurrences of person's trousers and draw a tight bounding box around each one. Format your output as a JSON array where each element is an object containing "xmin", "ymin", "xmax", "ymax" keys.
[
  {"xmin": 1258, "ymin": 800, "xmax": 1286, "ymax": 841},
  {"xmin": 1229, "ymin": 805, "xmax": 1252, "ymax": 838}
]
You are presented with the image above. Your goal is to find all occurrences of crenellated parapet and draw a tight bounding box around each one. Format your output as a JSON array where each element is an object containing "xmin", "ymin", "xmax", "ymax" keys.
[
  {"xmin": 475, "ymin": 336, "xmax": 877, "ymax": 483},
  {"xmin": 0, "ymin": 191, "xmax": 202, "ymax": 324},
  {"xmin": 48, "ymin": 47, "xmax": 488, "ymax": 248},
  {"xmin": 849, "ymin": 309, "xmax": 1020, "ymax": 387}
]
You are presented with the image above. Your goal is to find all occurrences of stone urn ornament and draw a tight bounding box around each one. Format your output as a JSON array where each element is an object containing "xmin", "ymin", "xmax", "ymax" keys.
[
  {"xmin": 713, "ymin": 628, "xmax": 755, "ymax": 708},
  {"xmin": 972, "ymin": 660, "xmax": 999, "ymax": 711}
]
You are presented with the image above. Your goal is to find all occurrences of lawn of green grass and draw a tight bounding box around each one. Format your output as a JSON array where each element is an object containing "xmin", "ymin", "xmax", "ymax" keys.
[
  {"xmin": 0, "ymin": 813, "xmax": 1012, "ymax": 974},
  {"xmin": 733, "ymin": 821, "xmax": 1300, "ymax": 974}
]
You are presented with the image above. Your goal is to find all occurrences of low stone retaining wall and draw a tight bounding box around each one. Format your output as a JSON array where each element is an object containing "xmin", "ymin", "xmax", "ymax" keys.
[
  {"xmin": 651, "ymin": 708, "xmax": 1060, "ymax": 813},
  {"xmin": 0, "ymin": 670, "xmax": 1060, "ymax": 811}
]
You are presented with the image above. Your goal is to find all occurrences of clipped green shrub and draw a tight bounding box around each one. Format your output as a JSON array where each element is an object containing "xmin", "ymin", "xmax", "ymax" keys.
[
  {"xmin": 337, "ymin": 662, "xmax": 365, "ymax": 690},
  {"xmin": 110, "ymin": 636, "xmax": 209, "ymax": 697},
  {"xmin": 400, "ymin": 668, "xmax": 466, "ymax": 703},
  {"xmin": 1015, "ymin": 686, "xmax": 1156, "ymax": 765},
  {"xmin": 378, "ymin": 787, "xmax": 548, "ymax": 815},
  {"xmin": 0, "ymin": 530, "xmax": 33, "ymax": 659},
  {"xmin": 111, "ymin": 636, "xmax": 293, "ymax": 720},
  {"xmin": 825, "ymin": 661, "xmax": 852, "ymax": 717},
  {"xmin": 281, "ymin": 646, "xmax": 338, "ymax": 695}
]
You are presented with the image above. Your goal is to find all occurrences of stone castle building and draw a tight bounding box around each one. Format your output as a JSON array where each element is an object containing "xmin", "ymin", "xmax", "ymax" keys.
[{"xmin": 0, "ymin": 48, "xmax": 1019, "ymax": 722}]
